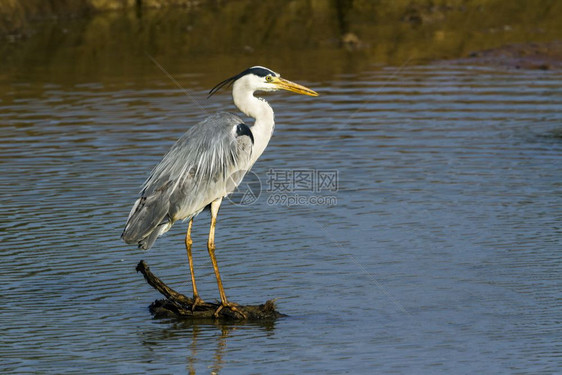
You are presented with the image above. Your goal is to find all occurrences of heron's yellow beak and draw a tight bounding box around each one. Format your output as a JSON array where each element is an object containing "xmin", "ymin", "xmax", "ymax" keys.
[{"xmin": 272, "ymin": 77, "xmax": 319, "ymax": 96}]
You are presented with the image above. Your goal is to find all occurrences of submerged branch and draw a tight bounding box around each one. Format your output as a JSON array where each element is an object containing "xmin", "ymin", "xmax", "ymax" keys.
[{"xmin": 136, "ymin": 260, "xmax": 285, "ymax": 321}]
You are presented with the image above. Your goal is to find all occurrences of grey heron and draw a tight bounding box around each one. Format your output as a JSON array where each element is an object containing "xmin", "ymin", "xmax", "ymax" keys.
[{"xmin": 122, "ymin": 66, "xmax": 318, "ymax": 317}]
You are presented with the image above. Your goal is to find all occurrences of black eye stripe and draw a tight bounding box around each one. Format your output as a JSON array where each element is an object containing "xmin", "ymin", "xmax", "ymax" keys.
[
  {"xmin": 208, "ymin": 67, "xmax": 278, "ymax": 98},
  {"xmin": 247, "ymin": 67, "xmax": 275, "ymax": 77}
]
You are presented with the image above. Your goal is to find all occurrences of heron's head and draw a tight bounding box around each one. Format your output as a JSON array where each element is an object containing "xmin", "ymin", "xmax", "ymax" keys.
[{"xmin": 208, "ymin": 66, "xmax": 318, "ymax": 98}]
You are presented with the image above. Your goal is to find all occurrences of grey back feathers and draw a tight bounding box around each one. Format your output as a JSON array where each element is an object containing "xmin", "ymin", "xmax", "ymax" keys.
[{"xmin": 121, "ymin": 112, "xmax": 254, "ymax": 249}]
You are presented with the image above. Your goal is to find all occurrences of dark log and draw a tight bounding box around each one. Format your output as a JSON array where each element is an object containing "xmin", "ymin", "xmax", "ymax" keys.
[{"xmin": 136, "ymin": 260, "xmax": 286, "ymax": 321}]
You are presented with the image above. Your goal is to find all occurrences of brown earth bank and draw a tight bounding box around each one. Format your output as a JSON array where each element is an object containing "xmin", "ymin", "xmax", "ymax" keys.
[
  {"xmin": 0, "ymin": 0, "xmax": 198, "ymax": 34},
  {"xmin": 1, "ymin": 0, "xmax": 561, "ymax": 83},
  {"xmin": 444, "ymin": 41, "xmax": 562, "ymax": 70},
  {"xmin": 441, "ymin": 41, "xmax": 562, "ymax": 70}
]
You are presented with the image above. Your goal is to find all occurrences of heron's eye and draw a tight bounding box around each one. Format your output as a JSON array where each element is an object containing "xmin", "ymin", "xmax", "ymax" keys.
[{"xmin": 265, "ymin": 75, "xmax": 273, "ymax": 82}]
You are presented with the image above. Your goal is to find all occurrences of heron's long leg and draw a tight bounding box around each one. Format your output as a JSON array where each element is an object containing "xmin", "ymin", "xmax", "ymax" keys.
[
  {"xmin": 207, "ymin": 198, "xmax": 246, "ymax": 318},
  {"xmin": 185, "ymin": 218, "xmax": 204, "ymax": 308},
  {"xmin": 207, "ymin": 198, "xmax": 228, "ymax": 304}
]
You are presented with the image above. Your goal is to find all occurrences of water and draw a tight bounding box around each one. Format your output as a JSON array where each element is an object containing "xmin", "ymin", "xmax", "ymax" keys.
[{"xmin": 2, "ymin": 19, "xmax": 562, "ymax": 375}]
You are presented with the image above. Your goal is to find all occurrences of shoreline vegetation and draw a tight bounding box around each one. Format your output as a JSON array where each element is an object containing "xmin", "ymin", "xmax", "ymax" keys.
[
  {"xmin": 1, "ymin": 1, "xmax": 197, "ymax": 34},
  {"xmin": 1, "ymin": 0, "xmax": 561, "ymax": 79},
  {"xmin": 3, "ymin": 1, "xmax": 561, "ymax": 40}
]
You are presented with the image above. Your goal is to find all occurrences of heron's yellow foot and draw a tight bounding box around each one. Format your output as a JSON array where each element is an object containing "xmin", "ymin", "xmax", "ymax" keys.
[
  {"xmin": 191, "ymin": 295, "xmax": 205, "ymax": 312},
  {"xmin": 213, "ymin": 302, "xmax": 247, "ymax": 319}
]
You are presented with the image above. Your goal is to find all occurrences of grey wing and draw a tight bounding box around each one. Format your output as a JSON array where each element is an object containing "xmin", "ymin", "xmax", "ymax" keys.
[{"xmin": 121, "ymin": 112, "xmax": 254, "ymax": 250}]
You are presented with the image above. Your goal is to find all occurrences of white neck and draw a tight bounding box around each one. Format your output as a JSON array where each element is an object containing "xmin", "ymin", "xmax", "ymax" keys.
[{"xmin": 232, "ymin": 83, "xmax": 275, "ymax": 167}]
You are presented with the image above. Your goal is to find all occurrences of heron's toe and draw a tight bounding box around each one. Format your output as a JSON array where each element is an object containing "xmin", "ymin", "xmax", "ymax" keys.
[
  {"xmin": 191, "ymin": 295, "xmax": 205, "ymax": 312},
  {"xmin": 213, "ymin": 302, "xmax": 247, "ymax": 319}
]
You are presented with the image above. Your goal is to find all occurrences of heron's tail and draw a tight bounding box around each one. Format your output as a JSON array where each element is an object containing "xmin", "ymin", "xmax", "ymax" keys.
[{"xmin": 121, "ymin": 192, "xmax": 172, "ymax": 250}]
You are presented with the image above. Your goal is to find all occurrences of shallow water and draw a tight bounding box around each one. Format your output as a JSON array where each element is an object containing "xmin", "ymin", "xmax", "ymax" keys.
[{"xmin": 2, "ymin": 11, "xmax": 562, "ymax": 375}]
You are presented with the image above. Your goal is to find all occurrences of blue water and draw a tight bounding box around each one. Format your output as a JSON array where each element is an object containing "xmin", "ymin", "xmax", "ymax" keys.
[{"xmin": 1, "ymin": 63, "xmax": 561, "ymax": 373}]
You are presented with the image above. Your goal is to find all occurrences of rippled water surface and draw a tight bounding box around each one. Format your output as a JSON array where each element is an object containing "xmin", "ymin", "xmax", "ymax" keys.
[{"xmin": 1, "ymin": 57, "xmax": 562, "ymax": 372}]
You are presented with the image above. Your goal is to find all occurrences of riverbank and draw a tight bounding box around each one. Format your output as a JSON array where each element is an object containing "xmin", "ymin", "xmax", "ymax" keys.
[
  {"xmin": 0, "ymin": 0, "xmax": 198, "ymax": 35},
  {"xmin": 445, "ymin": 41, "xmax": 562, "ymax": 70},
  {"xmin": 1, "ymin": 0, "xmax": 561, "ymax": 83}
]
